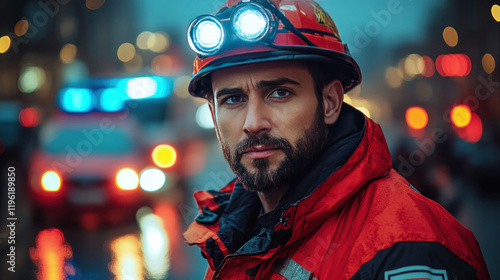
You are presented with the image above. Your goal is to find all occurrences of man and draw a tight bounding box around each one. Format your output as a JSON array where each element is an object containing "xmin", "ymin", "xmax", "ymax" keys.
[{"xmin": 183, "ymin": 0, "xmax": 490, "ymax": 279}]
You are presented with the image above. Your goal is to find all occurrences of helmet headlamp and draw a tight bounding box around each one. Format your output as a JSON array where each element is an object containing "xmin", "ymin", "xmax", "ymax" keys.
[
  {"xmin": 232, "ymin": 3, "xmax": 273, "ymax": 42},
  {"xmin": 188, "ymin": 15, "xmax": 225, "ymax": 56},
  {"xmin": 187, "ymin": 1, "xmax": 279, "ymax": 57}
]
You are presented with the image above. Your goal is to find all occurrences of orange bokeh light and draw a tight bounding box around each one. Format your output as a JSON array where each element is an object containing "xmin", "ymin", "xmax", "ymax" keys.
[{"xmin": 405, "ymin": 106, "xmax": 428, "ymax": 130}]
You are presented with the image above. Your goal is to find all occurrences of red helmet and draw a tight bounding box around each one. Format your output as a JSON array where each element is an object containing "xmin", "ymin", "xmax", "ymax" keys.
[{"xmin": 187, "ymin": 0, "xmax": 361, "ymax": 98}]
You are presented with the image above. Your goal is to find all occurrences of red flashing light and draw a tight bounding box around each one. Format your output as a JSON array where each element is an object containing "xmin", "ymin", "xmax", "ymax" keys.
[
  {"xmin": 436, "ymin": 54, "xmax": 471, "ymax": 77},
  {"xmin": 19, "ymin": 107, "xmax": 40, "ymax": 127}
]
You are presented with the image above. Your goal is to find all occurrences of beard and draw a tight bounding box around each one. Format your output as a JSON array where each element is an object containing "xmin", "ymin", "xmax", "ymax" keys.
[{"xmin": 220, "ymin": 108, "xmax": 327, "ymax": 193}]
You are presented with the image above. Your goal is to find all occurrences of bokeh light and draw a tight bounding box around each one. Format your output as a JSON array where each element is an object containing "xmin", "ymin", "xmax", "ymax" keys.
[
  {"xmin": 403, "ymin": 54, "xmax": 425, "ymax": 78},
  {"xmin": 136, "ymin": 31, "xmax": 152, "ymax": 50},
  {"xmin": 443, "ymin": 26, "xmax": 458, "ymax": 47},
  {"xmin": 29, "ymin": 229, "xmax": 73, "ymax": 280},
  {"xmin": 14, "ymin": 20, "xmax": 29, "ymax": 36},
  {"xmin": 196, "ymin": 102, "xmax": 214, "ymax": 129},
  {"xmin": 456, "ymin": 113, "xmax": 483, "ymax": 143},
  {"xmin": 451, "ymin": 105, "xmax": 472, "ymax": 128},
  {"xmin": 492, "ymin": 4, "xmax": 500, "ymax": 22},
  {"xmin": 152, "ymin": 145, "xmax": 177, "ymax": 168},
  {"xmin": 436, "ymin": 54, "xmax": 471, "ymax": 77},
  {"xmin": 405, "ymin": 106, "xmax": 428, "ymax": 130},
  {"xmin": 385, "ymin": 66, "xmax": 403, "ymax": 88},
  {"xmin": 18, "ymin": 65, "xmax": 46, "ymax": 94},
  {"xmin": 116, "ymin": 168, "xmax": 139, "ymax": 190},
  {"xmin": 19, "ymin": 107, "xmax": 41, "ymax": 127},
  {"xmin": 86, "ymin": 0, "xmax": 106, "ymax": 10},
  {"xmin": 109, "ymin": 234, "xmax": 143, "ymax": 280},
  {"xmin": 60, "ymin": 43, "xmax": 78, "ymax": 64},
  {"xmin": 117, "ymin": 43, "xmax": 136, "ymax": 62},
  {"xmin": 151, "ymin": 54, "xmax": 177, "ymax": 75},
  {"xmin": 147, "ymin": 32, "xmax": 170, "ymax": 53},
  {"xmin": 139, "ymin": 168, "xmax": 166, "ymax": 192},
  {"xmin": 0, "ymin": 35, "xmax": 11, "ymax": 53},
  {"xmin": 421, "ymin": 56, "xmax": 435, "ymax": 77},
  {"xmin": 41, "ymin": 171, "xmax": 62, "ymax": 192},
  {"xmin": 482, "ymin": 53, "xmax": 495, "ymax": 74}
]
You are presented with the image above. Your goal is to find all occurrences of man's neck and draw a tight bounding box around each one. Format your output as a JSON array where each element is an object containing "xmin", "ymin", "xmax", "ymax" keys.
[{"xmin": 258, "ymin": 185, "xmax": 290, "ymax": 213}]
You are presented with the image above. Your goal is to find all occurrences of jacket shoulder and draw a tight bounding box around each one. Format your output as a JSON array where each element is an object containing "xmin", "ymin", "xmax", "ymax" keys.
[{"xmin": 344, "ymin": 169, "xmax": 489, "ymax": 279}]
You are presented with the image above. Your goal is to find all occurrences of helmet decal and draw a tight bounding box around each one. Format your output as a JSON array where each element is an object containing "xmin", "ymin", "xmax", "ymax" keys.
[{"xmin": 311, "ymin": 2, "xmax": 339, "ymax": 39}]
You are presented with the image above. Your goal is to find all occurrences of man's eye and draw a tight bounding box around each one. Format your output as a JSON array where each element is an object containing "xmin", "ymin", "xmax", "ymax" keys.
[
  {"xmin": 269, "ymin": 89, "xmax": 291, "ymax": 98},
  {"xmin": 225, "ymin": 96, "xmax": 243, "ymax": 104}
]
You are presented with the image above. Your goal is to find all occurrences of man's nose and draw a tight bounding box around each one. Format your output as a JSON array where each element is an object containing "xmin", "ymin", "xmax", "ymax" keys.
[{"xmin": 243, "ymin": 99, "xmax": 271, "ymax": 136}]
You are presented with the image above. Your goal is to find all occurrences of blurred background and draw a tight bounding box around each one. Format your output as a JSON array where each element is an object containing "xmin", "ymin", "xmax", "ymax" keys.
[{"xmin": 0, "ymin": 0, "xmax": 499, "ymax": 279}]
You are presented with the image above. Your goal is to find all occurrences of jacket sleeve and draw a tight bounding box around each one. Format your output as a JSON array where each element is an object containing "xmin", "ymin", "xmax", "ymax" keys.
[{"xmin": 350, "ymin": 241, "xmax": 486, "ymax": 280}]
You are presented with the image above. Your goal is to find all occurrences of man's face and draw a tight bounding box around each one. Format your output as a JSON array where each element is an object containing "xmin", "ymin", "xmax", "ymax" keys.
[{"xmin": 210, "ymin": 61, "xmax": 328, "ymax": 193}]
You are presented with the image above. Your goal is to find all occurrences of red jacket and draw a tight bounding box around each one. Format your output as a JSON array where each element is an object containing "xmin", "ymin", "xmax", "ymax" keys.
[{"xmin": 183, "ymin": 107, "xmax": 490, "ymax": 280}]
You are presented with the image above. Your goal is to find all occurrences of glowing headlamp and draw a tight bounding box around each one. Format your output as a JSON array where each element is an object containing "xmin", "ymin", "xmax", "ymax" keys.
[
  {"xmin": 188, "ymin": 15, "xmax": 225, "ymax": 56},
  {"xmin": 187, "ymin": 1, "xmax": 278, "ymax": 56},
  {"xmin": 232, "ymin": 3, "xmax": 273, "ymax": 42}
]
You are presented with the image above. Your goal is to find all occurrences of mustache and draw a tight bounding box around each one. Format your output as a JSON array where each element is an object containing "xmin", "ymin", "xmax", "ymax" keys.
[{"xmin": 234, "ymin": 134, "xmax": 293, "ymax": 162}]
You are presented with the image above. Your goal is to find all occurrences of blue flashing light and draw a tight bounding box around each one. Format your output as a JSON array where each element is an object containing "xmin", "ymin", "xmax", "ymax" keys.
[
  {"xmin": 59, "ymin": 88, "xmax": 93, "ymax": 113},
  {"xmin": 99, "ymin": 88, "xmax": 125, "ymax": 112},
  {"xmin": 123, "ymin": 77, "xmax": 172, "ymax": 100}
]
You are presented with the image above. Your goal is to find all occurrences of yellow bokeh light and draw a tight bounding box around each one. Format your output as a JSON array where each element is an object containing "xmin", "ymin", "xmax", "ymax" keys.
[
  {"xmin": 0, "ymin": 35, "xmax": 11, "ymax": 54},
  {"xmin": 443, "ymin": 26, "xmax": 458, "ymax": 47},
  {"xmin": 14, "ymin": 20, "xmax": 29, "ymax": 36},
  {"xmin": 385, "ymin": 66, "xmax": 403, "ymax": 88},
  {"xmin": 451, "ymin": 105, "xmax": 472, "ymax": 128},
  {"xmin": 136, "ymin": 31, "xmax": 152, "ymax": 50},
  {"xmin": 60, "ymin": 43, "xmax": 77, "ymax": 64},
  {"xmin": 406, "ymin": 107, "xmax": 428, "ymax": 130},
  {"xmin": 152, "ymin": 145, "xmax": 177, "ymax": 168},
  {"xmin": 492, "ymin": 4, "xmax": 500, "ymax": 22},
  {"xmin": 86, "ymin": 0, "xmax": 105, "ymax": 10},
  {"xmin": 117, "ymin": 43, "xmax": 136, "ymax": 62},
  {"xmin": 482, "ymin": 53, "xmax": 495, "ymax": 74},
  {"xmin": 148, "ymin": 32, "xmax": 170, "ymax": 53},
  {"xmin": 404, "ymin": 54, "xmax": 425, "ymax": 77}
]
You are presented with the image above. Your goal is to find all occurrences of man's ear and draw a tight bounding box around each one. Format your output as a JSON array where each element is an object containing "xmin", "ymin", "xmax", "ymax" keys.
[{"xmin": 322, "ymin": 80, "xmax": 344, "ymax": 125}]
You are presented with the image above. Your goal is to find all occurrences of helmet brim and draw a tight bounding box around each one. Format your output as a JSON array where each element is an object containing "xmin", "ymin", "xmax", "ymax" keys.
[{"xmin": 188, "ymin": 49, "xmax": 362, "ymax": 98}]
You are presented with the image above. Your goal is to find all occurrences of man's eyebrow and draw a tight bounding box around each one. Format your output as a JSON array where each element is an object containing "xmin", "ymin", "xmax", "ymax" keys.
[{"xmin": 256, "ymin": 77, "xmax": 301, "ymax": 89}]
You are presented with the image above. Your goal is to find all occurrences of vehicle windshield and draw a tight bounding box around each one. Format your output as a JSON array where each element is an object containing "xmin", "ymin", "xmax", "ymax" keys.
[{"xmin": 42, "ymin": 125, "xmax": 136, "ymax": 155}]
